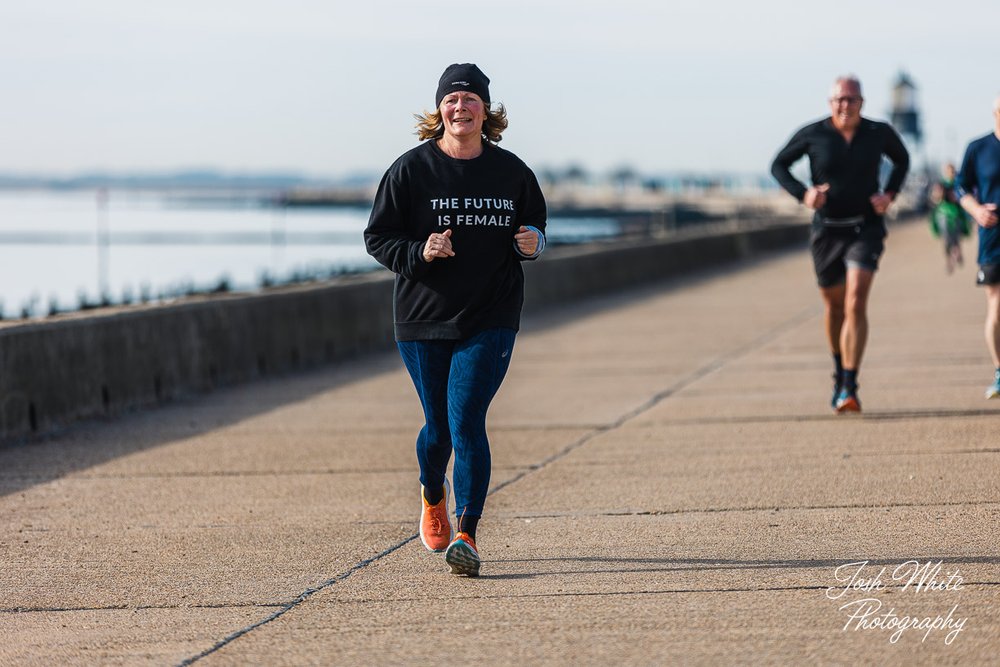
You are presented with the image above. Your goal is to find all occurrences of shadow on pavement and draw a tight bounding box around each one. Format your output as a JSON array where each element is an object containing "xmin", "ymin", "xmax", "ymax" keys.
[
  {"xmin": 0, "ymin": 352, "xmax": 403, "ymax": 499},
  {"xmin": 481, "ymin": 555, "xmax": 1000, "ymax": 581}
]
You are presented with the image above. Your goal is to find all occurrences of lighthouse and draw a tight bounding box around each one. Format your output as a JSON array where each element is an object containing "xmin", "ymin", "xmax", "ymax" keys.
[
  {"xmin": 890, "ymin": 71, "xmax": 922, "ymax": 145},
  {"xmin": 889, "ymin": 71, "xmax": 927, "ymax": 208}
]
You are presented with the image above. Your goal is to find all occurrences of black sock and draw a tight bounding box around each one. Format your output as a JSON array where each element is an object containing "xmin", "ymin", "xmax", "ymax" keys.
[
  {"xmin": 833, "ymin": 353, "xmax": 844, "ymax": 383},
  {"xmin": 843, "ymin": 369, "xmax": 858, "ymax": 391},
  {"xmin": 457, "ymin": 514, "xmax": 479, "ymax": 541},
  {"xmin": 423, "ymin": 484, "xmax": 444, "ymax": 506}
]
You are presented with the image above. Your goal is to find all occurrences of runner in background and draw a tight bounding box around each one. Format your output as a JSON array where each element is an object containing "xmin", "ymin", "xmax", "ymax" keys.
[
  {"xmin": 928, "ymin": 162, "xmax": 970, "ymax": 274},
  {"xmin": 956, "ymin": 95, "xmax": 1000, "ymax": 399},
  {"xmin": 771, "ymin": 75, "xmax": 909, "ymax": 413}
]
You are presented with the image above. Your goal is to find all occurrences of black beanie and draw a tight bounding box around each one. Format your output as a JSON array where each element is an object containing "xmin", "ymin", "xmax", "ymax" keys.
[{"xmin": 435, "ymin": 63, "xmax": 490, "ymax": 108}]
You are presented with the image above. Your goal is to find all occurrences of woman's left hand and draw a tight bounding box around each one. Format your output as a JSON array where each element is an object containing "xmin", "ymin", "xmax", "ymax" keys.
[{"xmin": 514, "ymin": 226, "xmax": 538, "ymax": 256}]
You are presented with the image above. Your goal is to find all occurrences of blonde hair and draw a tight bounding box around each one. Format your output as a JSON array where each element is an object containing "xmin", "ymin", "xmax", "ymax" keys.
[{"xmin": 413, "ymin": 103, "xmax": 509, "ymax": 143}]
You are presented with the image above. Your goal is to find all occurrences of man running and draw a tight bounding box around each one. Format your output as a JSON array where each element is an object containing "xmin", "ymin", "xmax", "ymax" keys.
[
  {"xmin": 771, "ymin": 76, "xmax": 910, "ymax": 412},
  {"xmin": 956, "ymin": 94, "xmax": 1000, "ymax": 399}
]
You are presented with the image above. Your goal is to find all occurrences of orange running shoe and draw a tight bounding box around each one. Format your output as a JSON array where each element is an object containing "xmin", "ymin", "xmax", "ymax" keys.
[
  {"xmin": 419, "ymin": 480, "xmax": 452, "ymax": 552},
  {"xmin": 445, "ymin": 531, "xmax": 480, "ymax": 577}
]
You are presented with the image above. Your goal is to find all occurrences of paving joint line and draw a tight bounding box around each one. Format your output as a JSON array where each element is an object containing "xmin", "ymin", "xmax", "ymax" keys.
[
  {"xmin": 487, "ymin": 306, "xmax": 818, "ymax": 499},
  {"xmin": 177, "ymin": 305, "xmax": 816, "ymax": 665},
  {"xmin": 0, "ymin": 465, "xmax": 536, "ymax": 483},
  {"xmin": 487, "ymin": 499, "xmax": 1000, "ymax": 520},
  {"xmin": 348, "ymin": 498, "xmax": 1000, "ymax": 527},
  {"xmin": 176, "ymin": 537, "xmax": 416, "ymax": 666},
  {"xmin": 1, "ymin": 602, "xmax": 284, "ymax": 615},
  {"xmin": 320, "ymin": 580, "xmax": 1000, "ymax": 604},
  {"xmin": 644, "ymin": 409, "xmax": 1000, "ymax": 426}
]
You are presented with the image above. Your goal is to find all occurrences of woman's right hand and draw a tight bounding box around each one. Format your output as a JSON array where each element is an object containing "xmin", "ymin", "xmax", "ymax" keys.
[{"xmin": 423, "ymin": 228, "xmax": 455, "ymax": 262}]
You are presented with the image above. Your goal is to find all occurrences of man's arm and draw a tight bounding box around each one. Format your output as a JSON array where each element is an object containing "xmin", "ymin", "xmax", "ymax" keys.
[
  {"xmin": 881, "ymin": 124, "xmax": 910, "ymax": 198},
  {"xmin": 960, "ymin": 193, "xmax": 998, "ymax": 228},
  {"xmin": 770, "ymin": 127, "xmax": 810, "ymax": 201},
  {"xmin": 956, "ymin": 142, "xmax": 999, "ymax": 228},
  {"xmin": 868, "ymin": 124, "xmax": 911, "ymax": 215}
]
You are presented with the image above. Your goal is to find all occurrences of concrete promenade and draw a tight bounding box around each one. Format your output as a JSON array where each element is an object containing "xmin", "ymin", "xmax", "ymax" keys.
[{"xmin": 2, "ymin": 219, "xmax": 998, "ymax": 665}]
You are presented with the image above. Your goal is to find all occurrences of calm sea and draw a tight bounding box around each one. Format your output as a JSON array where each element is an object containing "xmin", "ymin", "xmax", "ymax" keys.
[{"xmin": 0, "ymin": 190, "xmax": 617, "ymax": 319}]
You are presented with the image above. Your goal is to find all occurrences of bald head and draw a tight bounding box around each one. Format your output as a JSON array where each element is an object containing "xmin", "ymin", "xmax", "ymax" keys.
[
  {"xmin": 829, "ymin": 77, "xmax": 864, "ymax": 132},
  {"xmin": 831, "ymin": 76, "xmax": 863, "ymax": 99}
]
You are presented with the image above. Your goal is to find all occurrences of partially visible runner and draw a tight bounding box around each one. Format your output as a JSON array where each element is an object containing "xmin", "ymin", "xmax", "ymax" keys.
[
  {"xmin": 928, "ymin": 162, "xmax": 970, "ymax": 274},
  {"xmin": 956, "ymin": 94, "xmax": 1000, "ymax": 399},
  {"xmin": 771, "ymin": 76, "xmax": 910, "ymax": 413},
  {"xmin": 365, "ymin": 63, "xmax": 547, "ymax": 576}
]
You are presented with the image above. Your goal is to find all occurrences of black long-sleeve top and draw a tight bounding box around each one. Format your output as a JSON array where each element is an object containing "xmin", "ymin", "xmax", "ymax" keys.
[
  {"xmin": 365, "ymin": 140, "xmax": 547, "ymax": 341},
  {"xmin": 771, "ymin": 117, "xmax": 910, "ymax": 228}
]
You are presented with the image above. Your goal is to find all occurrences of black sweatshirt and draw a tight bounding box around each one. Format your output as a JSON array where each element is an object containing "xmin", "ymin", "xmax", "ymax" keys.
[
  {"xmin": 365, "ymin": 140, "xmax": 547, "ymax": 341},
  {"xmin": 771, "ymin": 117, "xmax": 909, "ymax": 229}
]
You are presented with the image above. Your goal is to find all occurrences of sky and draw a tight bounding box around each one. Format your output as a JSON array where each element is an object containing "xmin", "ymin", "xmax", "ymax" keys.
[{"xmin": 1, "ymin": 0, "xmax": 997, "ymax": 180}]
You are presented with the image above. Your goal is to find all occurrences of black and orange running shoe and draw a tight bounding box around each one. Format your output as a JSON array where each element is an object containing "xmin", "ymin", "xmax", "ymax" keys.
[{"xmin": 834, "ymin": 387, "xmax": 861, "ymax": 413}]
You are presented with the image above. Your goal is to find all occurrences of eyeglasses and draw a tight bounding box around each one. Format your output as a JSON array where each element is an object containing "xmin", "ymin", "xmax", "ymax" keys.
[{"xmin": 831, "ymin": 96, "xmax": 863, "ymax": 105}]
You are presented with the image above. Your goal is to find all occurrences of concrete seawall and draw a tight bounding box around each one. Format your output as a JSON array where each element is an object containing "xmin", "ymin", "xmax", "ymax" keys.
[
  {"xmin": 0, "ymin": 220, "xmax": 808, "ymax": 444},
  {"xmin": 522, "ymin": 221, "xmax": 807, "ymax": 310}
]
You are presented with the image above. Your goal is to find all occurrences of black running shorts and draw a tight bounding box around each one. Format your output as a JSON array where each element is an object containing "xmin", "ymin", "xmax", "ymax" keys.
[
  {"xmin": 977, "ymin": 264, "xmax": 1000, "ymax": 286},
  {"xmin": 809, "ymin": 226, "xmax": 884, "ymax": 288}
]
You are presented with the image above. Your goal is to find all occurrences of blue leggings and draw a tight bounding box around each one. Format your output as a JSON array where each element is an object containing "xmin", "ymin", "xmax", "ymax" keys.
[{"xmin": 397, "ymin": 327, "xmax": 516, "ymax": 519}]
